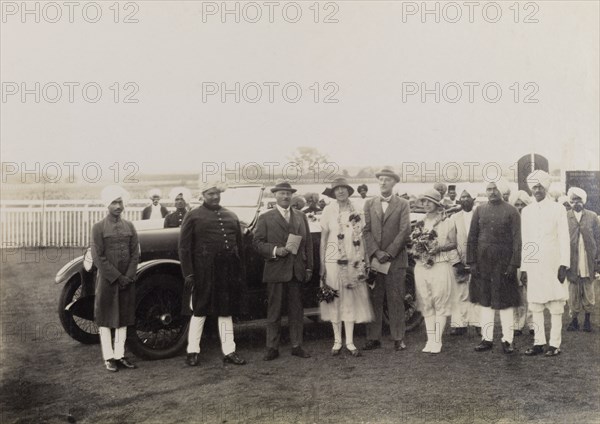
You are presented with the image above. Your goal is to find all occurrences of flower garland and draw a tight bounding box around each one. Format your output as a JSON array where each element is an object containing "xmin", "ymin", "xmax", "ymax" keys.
[{"xmin": 336, "ymin": 201, "xmax": 367, "ymax": 289}]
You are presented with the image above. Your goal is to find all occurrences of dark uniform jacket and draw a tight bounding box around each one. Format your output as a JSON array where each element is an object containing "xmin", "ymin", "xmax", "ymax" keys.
[
  {"xmin": 91, "ymin": 215, "xmax": 140, "ymax": 328},
  {"xmin": 179, "ymin": 204, "xmax": 246, "ymax": 316},
  {"xmin": 164, "ymin": 209, "xmax": 188, "ymax": 228}
]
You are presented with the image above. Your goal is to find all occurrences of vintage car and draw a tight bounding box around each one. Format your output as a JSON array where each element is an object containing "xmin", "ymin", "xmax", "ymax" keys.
[{"xmin": 56, "ymin": 185, "xmax": 423, "ymax": 360}]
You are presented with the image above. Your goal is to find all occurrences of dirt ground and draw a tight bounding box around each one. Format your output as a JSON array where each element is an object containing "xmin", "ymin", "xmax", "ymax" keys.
[{"xmin": 1, "ymin": 249, "xmax": 599, "ymax": 424}]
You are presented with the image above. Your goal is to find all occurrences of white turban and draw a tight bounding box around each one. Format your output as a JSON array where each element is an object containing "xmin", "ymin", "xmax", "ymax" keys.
[
  {"xmin": 459, "ymin": 184, "xmax": 476, "ymax": 198},
  {"xmin": 512, "ymin": 190, "xmax": 532, "ymax": 206},
  {"xmin": 198, "ymin": 178, "xmax": 227, "ymax": 194},
  {"xmin": 483, "ymin": 177, "xmax": 510, "ymax": 195},
  {"xmin": 147, "ymin": 188, "xmax": 161, "ymax": 199},
  {"xmin": 526, "ymin": 170, "xmax": 552, "ymax": 190},
  {"xmin": 567, "ymin": 187, "xmax": 587, "ymax": 204},
  {"xmin": 101, "ymin": 185, "xmax": 130, "ymax": 208},
  {"xmin": 169, "ymin": 186, "xmax": 192, "ymax": 203}
]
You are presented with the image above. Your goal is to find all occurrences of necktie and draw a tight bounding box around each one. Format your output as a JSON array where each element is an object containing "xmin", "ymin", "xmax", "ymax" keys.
[
  {"xmin": 283, "ymin": 208, "xmax": 290, "ymax": 222},
  {"xmin": 380, "ymin": 197, "xmax": 390, "ymax": 203}
]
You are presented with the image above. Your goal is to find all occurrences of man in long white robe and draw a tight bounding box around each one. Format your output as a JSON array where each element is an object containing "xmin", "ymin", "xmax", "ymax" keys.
[{"xmin": 520, "ymin": 171, "xmax": 570, "ymax": 357}]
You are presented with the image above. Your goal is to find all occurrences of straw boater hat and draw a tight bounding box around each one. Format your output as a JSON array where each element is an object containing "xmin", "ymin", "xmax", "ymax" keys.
[
  {"xmin": 375, "ymin": 167, "xmax": 400, "ymax": 182},
  {"xmin": 418, "ymin": 189, "xmax": 444, "ymax": 208},
  {"xmin": 322, "ymin": 177, "xmax": 355, "ymax": 199},
  {"xmin": 270, "ymin": 181, "xmax": 297, "ymax": 193}
]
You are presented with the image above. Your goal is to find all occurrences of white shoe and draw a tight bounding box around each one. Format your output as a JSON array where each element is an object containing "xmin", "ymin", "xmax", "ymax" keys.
[
  {"xmin": 422, "ymin": 342, "xmax": 432, "ymax": 353},
  {"xmin": 429, "ymin": 342, "xmax": 442, "ymax": 354}
]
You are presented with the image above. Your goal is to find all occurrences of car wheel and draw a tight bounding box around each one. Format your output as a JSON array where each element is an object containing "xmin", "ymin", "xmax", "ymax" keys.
[
  {"xmin": 127, "ymin": 273, "xmax": 189, "ymax": 360},
  {"xmin": 58, "ymin": 275, "xmax": 100, "ymax": 344}
]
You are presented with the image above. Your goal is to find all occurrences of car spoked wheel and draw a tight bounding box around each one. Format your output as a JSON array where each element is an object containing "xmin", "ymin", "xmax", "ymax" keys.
[
  {"xmin": 128, "ymin": 273, "xmax": 189, "ymax": 360},
  {"xmin": 58, "ymin": 275, "xmax": 99, "ymax": 344}
]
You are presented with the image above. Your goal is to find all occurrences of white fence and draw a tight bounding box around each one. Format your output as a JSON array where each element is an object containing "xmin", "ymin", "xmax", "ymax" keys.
[{"xmin": 1, "ymin": 200, "xmax": 150, "ymax": 248}]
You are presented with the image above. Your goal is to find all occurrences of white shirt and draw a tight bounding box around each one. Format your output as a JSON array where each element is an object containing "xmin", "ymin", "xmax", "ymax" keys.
[
  {"xmin": 573, "ymin": 210, "xmax": 589, "ymax": 277},
  {"xmin": 149, "ymin": 204, "xmax": 163, "ymax": 220},
  {"xmin": 462, "ymin": 210, "xmax": 473, "ymax": 236},
  {"xmin": 380, "ymin": 195, "xmax": 392, "ymax": 213}
]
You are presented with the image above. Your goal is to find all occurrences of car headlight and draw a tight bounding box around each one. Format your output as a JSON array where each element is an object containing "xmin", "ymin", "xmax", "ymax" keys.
[{"xmin": 83, "ymin": 247, "xmax": 94, "ymax": 272}]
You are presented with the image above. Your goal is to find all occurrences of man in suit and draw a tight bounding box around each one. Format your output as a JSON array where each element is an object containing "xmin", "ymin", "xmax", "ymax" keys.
[
  {"xmin": 254, "ymin": 181, "xmax": 314, "ymax": 360},
  {"xmin": 448, "ymin": 187, "xmax": 480, "ymax": 335},
  {"xmin": 141, "ymin": 188, "xmax": 169, "ymax": 220},
  {"xmin": 363, "ymin": 168, "xmax": 411, "ymax": 351},
  {"xmin": 565, "ymin": 187, "xmax": 600, "ymax": 332}
]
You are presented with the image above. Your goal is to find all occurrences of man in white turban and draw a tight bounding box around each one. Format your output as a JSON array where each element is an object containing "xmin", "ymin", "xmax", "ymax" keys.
[
  {"xmin": 179, "ymin": 178, "xmax": 247, "ymax": 366},
  {"xmin": 142, "ymin": 188, "xmax": 168, "ymax": 220},
  {"xmin": 565, "ymin": 187, "xmax": 600, "ymax": 332},
  {"xmin": 164, "ymin": 187, "xmax": 192, "ymax": 228},
  {"xmin": 521, "ymin": 170, "xmax": 570, "ymax": 357},
  {"xmin": 92, "ymin": 186, "xmax": 139, "ymax": 371},
  {"xmin": 449, "ymin": 186, "xmax": 480, "ymax": 336}
]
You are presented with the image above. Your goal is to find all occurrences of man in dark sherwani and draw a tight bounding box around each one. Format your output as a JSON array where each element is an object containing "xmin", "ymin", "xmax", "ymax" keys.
[
  {"xmin": 91, "ymin": 185, "xmax": 140, "ymax": 372},
  {"xmin": 467, "ymin": 179, "xmax": 521, "ymax": 354},
  {"xmin": 179, "ymin": 180, "xmax": 247, "ymax": 366}
]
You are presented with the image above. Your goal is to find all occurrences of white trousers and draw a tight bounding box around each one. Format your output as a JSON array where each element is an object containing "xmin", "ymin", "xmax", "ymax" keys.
[
  {"xmin": 187, "ymin": 316, "xmax": 236, "ymax": 356},
  {"xmin": 480, "ymin": 306, "xmax": 514, "ymax": 343},
  {"xmin": 450, "ymin": 278, "xmax": 470, "ymax": 328},
  {"xmin": 530, "ymin": 301, "xmax": 564, "ymax": 348},
  {"xmin": 99, "ymin": 326, "xmax": 127, "ymax": 361}
]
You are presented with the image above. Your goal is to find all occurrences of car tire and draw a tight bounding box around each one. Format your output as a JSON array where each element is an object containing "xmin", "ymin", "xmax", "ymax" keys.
[
  {"xmin": 58, "ymin": 275, "xmax": 100, "ymax": 344},
  {"xmin": 127, "ymin": 273, "xmax": 189, "ymax": 360}
]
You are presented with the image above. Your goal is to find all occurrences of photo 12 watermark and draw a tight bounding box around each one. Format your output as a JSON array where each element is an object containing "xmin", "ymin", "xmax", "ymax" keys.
[
  {"xmin": 401, "ymin": 82, "xmax": 539, "ymax": 104},
  {"xmin": 199, "ymin": 161, "xmax": 340, "ymax": 184},
  {"xmin": 1, "ymin": 1, "xmax": 140, "ymax": 24},
  {"xmin": 200, "ymin": 1, "xmax": 339, "ymax": 24},
  {"xmin": 1, "ymin": 162, "xmax": 140, "ymax": 184},
  {"xmin": 1, "ymin": 82, "xmax": 140, "ymax": 104},
  {"xmin": 201, "ymin": 81, "xmax": 340, "ymax": 104},
  {"xmin": 400, "ymin": 1, "xmax": 539, "ymax": 24}
]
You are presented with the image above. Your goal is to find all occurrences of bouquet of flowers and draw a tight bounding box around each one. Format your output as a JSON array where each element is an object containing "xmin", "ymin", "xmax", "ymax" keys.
[
  {"xmin": 317, "ymin": 282, "xmax": 339, "ymax": 303},
  {"xmin": 408, "ymin": 221, "xmax": 439, "ymax": 268}
]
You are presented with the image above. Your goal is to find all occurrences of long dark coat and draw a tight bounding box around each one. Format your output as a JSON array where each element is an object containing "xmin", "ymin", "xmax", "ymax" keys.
[
  {"xmin": 467, "ymin": 200, "xmax": 522, "ymax": 309},
  {"xmin": 178, "ymin": 204, "xmax": 247, "ymax": 317},
  {"xmin": 567, "ymin": 209, "xmax": 600, "ymax": 280},
  {"xmin": 91, "ymin": 215, "xmax": 140, "ymax": 328}
]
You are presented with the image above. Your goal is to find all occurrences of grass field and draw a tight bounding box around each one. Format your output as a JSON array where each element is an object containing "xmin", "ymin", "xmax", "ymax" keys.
[{"xmin": 1, "ymin": 249, "xmax": 599, "ymax": 423}]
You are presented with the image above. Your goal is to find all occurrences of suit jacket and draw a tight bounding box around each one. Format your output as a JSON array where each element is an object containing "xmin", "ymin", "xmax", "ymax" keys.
[
  {"xmin": 567, "ymin": 209, "xmax": 600, "ymax": 279},
  {"xmin": 253, "ymin": 207, "xmax": 313, "ymax": 283},
  {"xmin": 363, "ymin": 195, "xmax": 411, "ymax": 270},
  {"xmin": 141, "ymin": 204, "xmax": 169, "ymax": 220}
]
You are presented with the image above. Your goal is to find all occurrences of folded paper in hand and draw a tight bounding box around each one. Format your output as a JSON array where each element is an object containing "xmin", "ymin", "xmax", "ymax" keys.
[
  {"xmin": 370, "ymin": 257, "xmax": 391, "ymax": 275},
  {"xmin": 286, "ymin": 234, "xmax": 302, "ymax": 255}
]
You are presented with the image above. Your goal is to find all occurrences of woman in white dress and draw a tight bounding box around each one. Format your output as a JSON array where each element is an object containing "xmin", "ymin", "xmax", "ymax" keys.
[
  {"xmin": 412, "ymin": 189, "xmax": 459, "ymax": 354},
  {"xmin": 320, "ymin": 178, "xmax": 374, "ymax": 357}
]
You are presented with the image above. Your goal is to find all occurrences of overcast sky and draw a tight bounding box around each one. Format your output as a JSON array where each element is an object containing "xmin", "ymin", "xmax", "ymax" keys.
[{"xmin": 1, "ymin": 1, "xmax": 598, "ymax": 178}]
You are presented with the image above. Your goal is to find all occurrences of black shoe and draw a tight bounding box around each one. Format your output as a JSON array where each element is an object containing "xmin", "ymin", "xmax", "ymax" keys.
[
  {"xmin": 524, "ymin": 345, "xmax": 545, "ymax": 356},
  {"xmin": 474, "ymin": 326, "xmax": 482, "ymax": 336},
  {"xmin": 105, "ymin": 359, "xmax": 118, "ymax": 372},
  {"xmin": 502, "ymin": 341, "xmax": 515, "ymax": 354},
  {"xmin": 363, "ymin": 340, "xmax": 381, "ymax": 350},
  {"xmin": 223, "ymin": 352, "xmax": 247, "ymax": 365},
  {"xmin": 116, "ymin": 357, "xmax": 137, "ymax": 369},
  {"xmin": 186, "ymin": 353, "xmax": 199, "ymax": 366},
  {"xmin": 545, "ymin": 346, "xmax": 561, "ymax": 357},
  {"xmin": 291, "ymin": 346, "xmax": 311, "ymax": 358},
  {"xmin": 450, "ymin": 327, "xmax": 467, "ymax": 336},
  {"xmin": 394, "ymin": 340, "xmax": 406, "ymax": 351},
  {"xmin": 529, "ymin": 329, "xmax": 535, "ymax": 335},
  {"xmin": 583, "ymin": 314, "xmax": 592, "ymax": 332},
  {"xmin": 474, "ymin": 340, "xmax": 493, "ymax": 352},
  {"xmin": 513, "ymin": 330, "xmax": 523, "ymax": 337},
  {"xmin": 263, "ymin": 348, "xmax": 279, "ymax": 361},
  {"xmin": 567, "ymin": 317, "xmax": 579, "ymax": 332}
]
